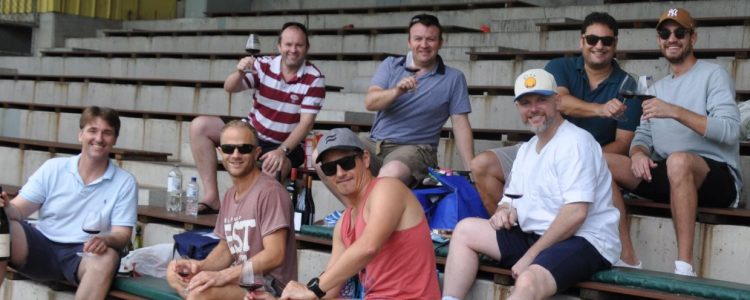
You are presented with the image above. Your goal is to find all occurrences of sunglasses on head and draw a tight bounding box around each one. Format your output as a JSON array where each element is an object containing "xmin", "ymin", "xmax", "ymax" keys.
[
  {"xmin": 583, "ymin": 34, "xmax": 616, "ymax": 46},
  {"xmin": 409, "ymin": 14, "xmax": 440, "ymax": 26},
  {"xmin": 219, "ymin": 144, "xmax": 256, "ymax": 154},
  {"xmin": 657, "ymin": 28, "xmax": 691, "ymax": 40},
  {"xmin": 319, "ymin": 154, "xmax": 359, "ymax": 176}
]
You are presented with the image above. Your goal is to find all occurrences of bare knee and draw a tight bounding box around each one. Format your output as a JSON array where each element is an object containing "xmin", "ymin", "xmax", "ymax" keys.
[
  {"xmin": 190, "ymin": 116, "xmax": 222, "ymax": 140},
  {"xmin": 666, "ymin": 152, "xmax": 695, "ymax": 178},
  {"xmin": 378, "ymin": 161, "xmax": 412, "ymax": 183},
  {"xmin": 470, "ymin": 152, "xmax": 496, "ymax": 173},
  {"xmin": 513, "ymin": 265, "xmax": 556, "ymax": 299}
]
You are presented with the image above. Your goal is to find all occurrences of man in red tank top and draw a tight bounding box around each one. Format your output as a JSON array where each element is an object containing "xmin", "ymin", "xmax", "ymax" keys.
[{"xmin": 280, "ymin": 128, "xmax": 441, "ymax": 299}]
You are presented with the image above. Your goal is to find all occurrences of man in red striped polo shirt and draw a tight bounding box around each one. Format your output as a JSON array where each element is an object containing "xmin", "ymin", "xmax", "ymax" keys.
[{"xmin": 190, "ymin": 22, "xmax": 325, "ymax": 214}]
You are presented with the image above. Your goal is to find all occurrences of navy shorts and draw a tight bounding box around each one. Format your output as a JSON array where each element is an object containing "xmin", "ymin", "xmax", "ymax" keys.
[
  {"xmin": 12, "ymin": 221, "xmax": 84, "ymax": 285},
  {"xmin": 496, "ymin": 226, "xmax": 611, "ymax": 292},
  {"xmin": 258, "ymin": 139, "xmax": 305, "ymax": 168},
  {"xmin": 632, "ymin": 156, "xmax": 736, "ymax": 208}
]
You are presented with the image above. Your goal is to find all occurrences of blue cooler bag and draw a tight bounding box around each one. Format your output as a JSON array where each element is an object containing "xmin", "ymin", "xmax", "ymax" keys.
[{"xmin": 413, "ymin": 168, "xmax": 489, "ymax": 229}]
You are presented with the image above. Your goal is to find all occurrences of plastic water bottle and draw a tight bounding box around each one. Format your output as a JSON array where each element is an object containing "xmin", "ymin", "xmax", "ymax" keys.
[
  {"xmin": 167, "ymin": 165, "xmax": 183, "ymax": 212},
  {"xmin": 185, "ymin": 177, "xmax": 200, "ymax": 216}
]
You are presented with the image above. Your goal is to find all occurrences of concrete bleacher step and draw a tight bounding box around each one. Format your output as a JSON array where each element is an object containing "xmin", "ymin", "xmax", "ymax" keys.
[
  {"xmin": 64, "ymin": 25, "xmax": 750, "ymax": 61},
  {"xmin": 2, "ymin": 55, "xmax": 750, "ymax": 93}
]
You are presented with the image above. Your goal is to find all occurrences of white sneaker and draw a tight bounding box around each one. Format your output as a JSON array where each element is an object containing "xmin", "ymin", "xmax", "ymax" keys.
[
  {"xmin": 613, "ymin": 259, "xmax": 643, "ymax": 269},
  {"xmin": 674, "ymin": 260, "xmax": 697, "ymax": 276}
]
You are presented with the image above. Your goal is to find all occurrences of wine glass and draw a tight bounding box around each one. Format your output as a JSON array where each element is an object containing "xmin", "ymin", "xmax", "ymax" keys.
[
  {"xmin": 614, "ymin": 73, "xmax": 638, "ymax": 122},
  {"xmin": 404, "ymin": 51, "xmax": 420, "ymax": 93},
  {"xmin": 244, "ymin": 34, "xmax": 261, "ymax": 74},
  {"xmin": 245, "ymin": 34, "xmax": 260, "ymax": 55},
  {"xmin": 239, "ymin": 260, "xmax": 265, "ymax": 292},
  {"xmin": 77, "ymin": 211, "xmax": 103, "ymax": 256},
  {"xmin": 173, "ymin": 255, "xmax": 193, "ymax": 293},
  {"xmin": 504, "ymin": 171, "xmax": 524, "ymax": 225}
]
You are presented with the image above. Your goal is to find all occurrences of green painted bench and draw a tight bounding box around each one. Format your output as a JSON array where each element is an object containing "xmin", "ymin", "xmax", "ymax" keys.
[
  {"xmin": 297, "ymin": 225, "xmax": 750, "ymax": 300},
  {"xmin": 112, "ymin": 276, "xmax": 181, "ymax": 300}
]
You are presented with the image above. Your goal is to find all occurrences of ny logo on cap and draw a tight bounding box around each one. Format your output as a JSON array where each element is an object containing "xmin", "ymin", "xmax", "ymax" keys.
[{"xmin": 668, "ymin": 8, "xmax": 679, "ymax": 17}]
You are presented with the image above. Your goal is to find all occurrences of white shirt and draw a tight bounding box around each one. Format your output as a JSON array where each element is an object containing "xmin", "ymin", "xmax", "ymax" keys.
[{"xmin": 501, "ymin": 121, "xmax": 621, "ymax": 263}]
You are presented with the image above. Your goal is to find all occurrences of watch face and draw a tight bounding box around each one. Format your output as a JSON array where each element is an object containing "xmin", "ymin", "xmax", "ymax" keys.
[{"xmin": 307, "ymin": 277, "xmax": 319, "ymax": 288}]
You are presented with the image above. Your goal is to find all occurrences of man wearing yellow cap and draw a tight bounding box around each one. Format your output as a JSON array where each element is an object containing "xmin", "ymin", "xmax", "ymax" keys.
[
  {"xmin": 442, "ymin": 69, "xmax": 621, "ymax": 299},
  {"xmin": 607, "ymin": 7, "xmax": 741, "ymax": 276}
]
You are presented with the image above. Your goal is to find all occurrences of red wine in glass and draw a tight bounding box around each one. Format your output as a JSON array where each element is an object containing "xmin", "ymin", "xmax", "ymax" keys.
[
  {"xmin": 245, "ymin": 34, "xmax": 260, "ymax": 55},
  {"xmin": 619, "ymin": 90, "xmax": 654, "ymax": 101},
  {"xmin": 83, "ymin": 229, "xmax": 101, "ymax": 235},
  {"xmin": 239, "ymin": 282, "xmax": 264, "ymax": 291}
]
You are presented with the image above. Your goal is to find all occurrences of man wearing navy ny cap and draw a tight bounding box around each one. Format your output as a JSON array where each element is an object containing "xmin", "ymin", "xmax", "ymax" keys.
[
  {"xmin": 280, "ymin": 127, "xmax": 440, "ymax": 299},
  {"xmin": 442, "ymin": 69, "xmax": 620, "ymax": 299},
  {"xmin": 606, "ymin": 7, "xmax": 741, "ymax": 276}
]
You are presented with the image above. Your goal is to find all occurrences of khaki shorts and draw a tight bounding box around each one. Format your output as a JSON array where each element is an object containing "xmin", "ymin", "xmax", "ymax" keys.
[{"xmin": 360, "ymin": 137, "xmax": 437, "ymax": 184}]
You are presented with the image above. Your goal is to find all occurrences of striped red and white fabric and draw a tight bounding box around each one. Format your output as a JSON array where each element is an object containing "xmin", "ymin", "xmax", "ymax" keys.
[{"xmin": 243, "ymin": 55, "xmax": 325, "ymax": 144}]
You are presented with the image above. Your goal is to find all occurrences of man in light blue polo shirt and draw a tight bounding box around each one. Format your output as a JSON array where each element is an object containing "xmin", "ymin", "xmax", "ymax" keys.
[
  {"xmin": 361, "ymin": 13, "xmax": 474, "ymax": 187},
  {"xmin": 0, "ymin": 106, "xmax": 137, "ymax": 299}
]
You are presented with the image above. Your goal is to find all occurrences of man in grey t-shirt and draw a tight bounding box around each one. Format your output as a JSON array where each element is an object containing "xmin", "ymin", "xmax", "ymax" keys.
[
  {"xmin": 167, "ymin": 120, "xmax": 296, "ymax": 298},
  {"xmin": 606, "ymin": 7, "xmax": 741, "ymax": 277}
]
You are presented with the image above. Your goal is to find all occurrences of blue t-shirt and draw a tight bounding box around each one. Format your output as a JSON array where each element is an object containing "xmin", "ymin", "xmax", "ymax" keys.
[
  {"xmin": 369, "ymin": 55, "xmax": 471, "ymax": 147},
  {"xmin": 545, "ymin": 56, "xmax": 642, "ymax": 146},
  {"xmin": 20, "ymin": 155, "xmax": 138, "ymax": 243}
]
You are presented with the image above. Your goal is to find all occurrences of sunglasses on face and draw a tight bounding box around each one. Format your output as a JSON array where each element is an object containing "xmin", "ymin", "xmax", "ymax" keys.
[
  {"xmin": 657, "ymin": 28, "xmax": 691, "ymax": 40},
  {"xmin": 219, "ymin": 144, "xmax": 257, "ymax": 154},
  {"xmin": 583, "ymin": 34, "xmax": 616, "ymax": 47},
  {"xmin": 319, "ymin": 154, "xmax": 359, "ymax": 176}
]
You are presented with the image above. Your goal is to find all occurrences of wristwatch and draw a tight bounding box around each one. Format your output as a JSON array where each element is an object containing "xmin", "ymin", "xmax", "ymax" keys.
[
  {"xmin": 306, "ymin": 277, "xmax": 326, "ymax": 299},
  {"xmin": 278, "ymin": 144, "xmax": 290, "ymax": 155}
]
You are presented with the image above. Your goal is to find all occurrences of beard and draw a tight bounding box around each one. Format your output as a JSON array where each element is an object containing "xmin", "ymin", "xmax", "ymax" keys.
[
  {"xmin": 526, "ymin": 113, "xmax": 556, "ymax": 134},
  {"xmin": 663, "ymin": 41, "xmax": 694, "ymax": 64}
]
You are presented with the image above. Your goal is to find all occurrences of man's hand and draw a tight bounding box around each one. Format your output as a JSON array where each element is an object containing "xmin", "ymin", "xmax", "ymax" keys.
[
  {"xmin": 187, "ymin": 269, "xmax": 234, "ymax": 293},
  {"xmin": 83, "ymin": 235, "xmax": 109, "ymax": 254},
  {"xmin": 260, "ymin": 148, "xmax": 286, "ymax": 175},
  {"xmin": 641, "ymin": 98, "xmax": 677, "ymax": 120},
  {"xmin": 395, "ymin": 75, "xmax": 417, "ymax": 94},
  {"xmin": 170, "ymin": 259, "xmax": 199, "ymax": 283},
  {"xmin": 511, "ymin": 253, "xmax": 535, "ymax": 279},
  {"xmin": 237, "ymin": 56, "xmax": 257, "ymax": 74},
  {"xmin": 630, "ymin": 152, "xmax": 657, "ymax": 182},
  {"xmin": 488, "ymin": 204, "xmax": 516, "ymax": 230},
  {"xmin": 598, "ymin": 98, "xmax": 627, "ymax": 119},
  {"xmin": 280, "ymin": 280, "xmax": 317, "ymax": 300},
  {"xmin": 247, "ymin": 290, "xmax": 278, "ymax": 300}
]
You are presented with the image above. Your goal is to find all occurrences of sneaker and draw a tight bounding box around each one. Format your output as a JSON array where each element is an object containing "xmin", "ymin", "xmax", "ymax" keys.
[
  {"xmin": 674, "ymin": 260, "xmax": 697, "ymax": 276},
  {"xmin": 613, "ymin": 259, "xmax": 643, "ymax": 269}
]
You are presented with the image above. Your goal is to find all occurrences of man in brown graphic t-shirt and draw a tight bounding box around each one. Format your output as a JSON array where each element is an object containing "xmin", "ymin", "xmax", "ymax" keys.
[{"xmin": 166, "ymin": 120, "xmax": 296, "ymax": 299}]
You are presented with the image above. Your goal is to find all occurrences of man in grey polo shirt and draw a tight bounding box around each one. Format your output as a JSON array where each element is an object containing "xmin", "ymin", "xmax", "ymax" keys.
[{"xmin": 361, "ymin": 13, "xmax": 474, "ymax": 186}]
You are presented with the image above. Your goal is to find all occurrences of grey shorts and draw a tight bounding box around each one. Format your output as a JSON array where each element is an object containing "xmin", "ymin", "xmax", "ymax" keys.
[
  {"xmin": 489, "ymin": 143, "xmax": 522, "ymax": 187},
  {"xmin": 360, "ymin": 138, "xmax": 437, "ymax": 184}
]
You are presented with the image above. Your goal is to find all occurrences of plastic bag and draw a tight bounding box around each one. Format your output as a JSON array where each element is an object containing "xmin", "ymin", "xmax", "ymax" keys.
[{"xmin": 118, "ymin": 243, "xmax": 175, "ymax": 278}]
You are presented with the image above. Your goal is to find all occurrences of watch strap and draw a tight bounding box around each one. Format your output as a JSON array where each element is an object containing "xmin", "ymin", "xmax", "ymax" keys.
[{"xmin": 306, "ymin": 277, "xmax": 326, "ymax": 299}]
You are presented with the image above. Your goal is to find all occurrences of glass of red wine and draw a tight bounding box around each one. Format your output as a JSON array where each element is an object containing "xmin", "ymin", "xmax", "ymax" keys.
[
  {"xmin": 77, "ymin": 210, "xmax": 103, "ymax": 257},
  {"xmin": 243, "ymin": 34, "xmax": 261, "ymax": 74},
  {"xmin": 239, "ymin": 260, "xmax": 265, "ymax": 292},
  {"xmin": 503, "ymin": 171, "xmax": 524, "ymax": 225},
  {"xmin": 404, "ymin": 51, "xmax": 420, "ymax": 93},
  {"xmin": 173, "ymin": 255, "xmax": 192, "ymax": 293}
]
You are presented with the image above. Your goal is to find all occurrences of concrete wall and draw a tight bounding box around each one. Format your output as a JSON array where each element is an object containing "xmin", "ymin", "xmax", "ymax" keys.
[{"xmin": 33, "ymin": 13, "xmax": 121, "ymax": 53}]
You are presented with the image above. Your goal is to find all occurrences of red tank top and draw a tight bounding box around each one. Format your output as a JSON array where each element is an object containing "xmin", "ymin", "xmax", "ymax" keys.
[{"xmin": 340, "ymin": 179, "xmax": 441, "ymax": 299}]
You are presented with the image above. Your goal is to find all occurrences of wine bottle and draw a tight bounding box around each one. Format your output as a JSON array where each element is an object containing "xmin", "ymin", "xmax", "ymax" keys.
[
  {"xmin": 304, "ymin": 175, "xmax": 315, "ymax": 227},
  {"xmin": 293, "ymin": 175, "xmax": 307, "ymax": 232},
  {"xmin": 287, "ymin": 168, "xmax": 298, "ymax": 207},
  {"xmin": 0, "ymin": 186, "xmax": 10, "ymax": 261}
]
